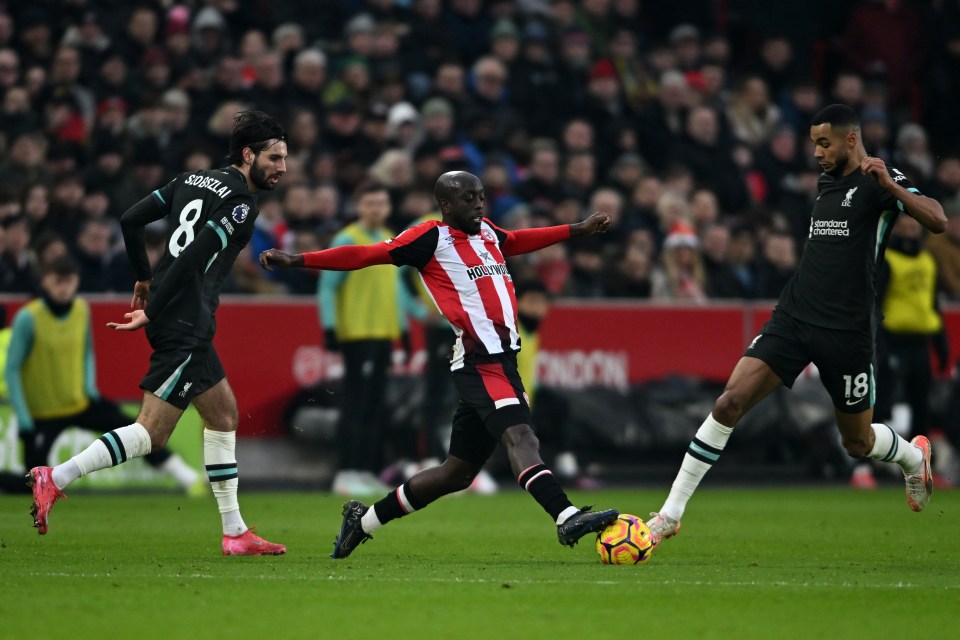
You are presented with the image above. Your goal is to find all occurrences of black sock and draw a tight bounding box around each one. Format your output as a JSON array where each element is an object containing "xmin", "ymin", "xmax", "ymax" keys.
[
  {"xmin": 372, "ymin": 482, "xmax": 426, "ymax": 525},
  {"xmin": 517, "ymin": 464, "xmax": 573, "ymax": 521}
]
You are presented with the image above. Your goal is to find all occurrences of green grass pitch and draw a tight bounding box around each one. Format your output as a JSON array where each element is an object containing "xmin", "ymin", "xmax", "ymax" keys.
[{"xmin": 1, "ymin": 487, "xmax": 957, "ymax": 639}]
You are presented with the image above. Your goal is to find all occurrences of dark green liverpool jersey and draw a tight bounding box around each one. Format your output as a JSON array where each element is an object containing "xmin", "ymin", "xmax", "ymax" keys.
[
  {"xmin": 776, "ymin": 165, "xmax": 920, "ymax": 330},
  {"xmin": 124, "ymin": 166, "xmax": 259, "ymax": 339}
]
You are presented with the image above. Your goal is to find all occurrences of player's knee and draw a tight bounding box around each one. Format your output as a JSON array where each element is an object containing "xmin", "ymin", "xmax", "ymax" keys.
[
  {"xmin": 713, "ymin": 392, "xmax": 746, "ymax": 425},
  {"xmin": 501, "ymin": 425, "xmax": 539, "ymax": 455},
  {"xmin": 438, "ymin": 459, "xmax": 476, "ymax": 492},
  {"xmin": 207, "ymin": 411, "xmax": 238, "ymax": 432},
  {"xmin": 446, "ymin": 471, "xmax": 475, "ymax": 492}
]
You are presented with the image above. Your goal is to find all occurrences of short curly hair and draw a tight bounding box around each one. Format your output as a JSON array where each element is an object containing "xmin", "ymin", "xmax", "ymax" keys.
[{"xmin": 226, "ymin": 110, "xmax": 286, "ymax": 166}]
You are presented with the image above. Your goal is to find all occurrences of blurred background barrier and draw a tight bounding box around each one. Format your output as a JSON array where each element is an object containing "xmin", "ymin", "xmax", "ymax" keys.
[{"xmin": 3, "ymin": 295, "xmax": 958, "ymax": 486}]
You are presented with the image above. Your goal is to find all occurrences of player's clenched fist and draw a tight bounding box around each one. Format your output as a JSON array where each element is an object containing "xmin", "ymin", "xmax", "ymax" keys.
[{"xmin": 259, "ymin": 248, "xmax": 300, "ymax": 270}]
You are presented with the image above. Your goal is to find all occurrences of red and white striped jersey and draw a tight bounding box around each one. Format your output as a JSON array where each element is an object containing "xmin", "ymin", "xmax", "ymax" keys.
[
  {"xmin": 301, "ymin": 217, "xmax": 571, "ymax": 370},
  {"xmin": 388, "ymin": 219, "xmax": 520, "ymax": 368}
]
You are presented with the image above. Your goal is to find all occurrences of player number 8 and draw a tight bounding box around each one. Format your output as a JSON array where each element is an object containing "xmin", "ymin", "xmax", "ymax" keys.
[{"xmin": 169, "ymin": 199, "xmax": 203, "ymax": 257}]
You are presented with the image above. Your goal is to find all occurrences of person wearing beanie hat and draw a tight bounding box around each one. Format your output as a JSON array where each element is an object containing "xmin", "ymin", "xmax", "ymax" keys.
[
  {"xmin": 652, "ymin": 219, "xmax": 707, "ymax": 303},
  {"xmin": 589, "ymin": 58, "xmax": 617, "ymax": 84}
]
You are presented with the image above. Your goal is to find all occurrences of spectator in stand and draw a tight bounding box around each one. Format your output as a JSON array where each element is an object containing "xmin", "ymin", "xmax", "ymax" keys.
[
  {"xmin": 72, "ymin": 218, "xmax": 114, "ymax": 293},
  {"xmin": 582, "ymin": 59, "xmax": 633, "ymax": 175},
  {"xmin": 702, "ymin": 222, "xmax": 746, "ymax": 298},
  {"xmin": 753, "ymin": 34, "xmax": 797, "ymax": 103},
  {"xmin": 511, "ymin": 22, "xmax": 568, "ymax": 138},
  {"xmin": 727, "ymin": 224, "xmax": 759, "ymax": 299},
  {"xmin": 842, "ymin": 0, "xmax": 926, "ymax": 106},
  {"xmin": 0, "ymin": 47, "xmax": 20, "ymax": 93},
  {"xmin": 779, "ymin": 78, "xmax": 823, "ymax": 141},
  {"xmin": 894, "ymin": 123, "xmax": 936, "ymax": 189},
  {"xmin": 624, "ymin": 173, "xmax": 664, "ymax": 235},
  {"xmin": 517, "ymin": 139, "xmax": 563, "ymax": 211},
  {"xmin": 0, "ymin": 214, "xmax": 34, "ymax": 293},
  {"xmin": 444, "ymin": 0, "xmax": 494, "ymax": 64},
  {"xmin": 561, "ymin": 151, "xmax": 597, "ymax": 204},
  {"xmin": 46, "ymin": 45, "xmax": 95, "ymax": 133},
  {"xmin": 636, "ymin": 70, "xmax": 690, "ymax": 171},
  {"xmin": 689, "ymin": 188, "xmax": 721, "ymax": 234},
  {"xmin": 671, "ymin": 105, "xmax": 750, "ymax": 215},
  {"xmin": 754, "ymin": 124, "xmax": 803, "ymax": 207},
  {"xmin": 726, "ymin": 74, "xmax": 781, "ymax": 149},
  {"xmin": 755, "ymin": 229, "xmax": 798, "ymax": 299},
  {"xmin": 651, "ymin": 220, "xmax": 707, "ymax": 303},
  {"xmin": 287, "ymin": 49, "xmax": 328, "ymax": 115},
  {"xmin": 401, "ymin": 0, "xmax": 456, "ymax": 85},
  {"xmin": 829, "ymin": 69, "xmax": 866, "ymax": 113},
  {"xmin": 463, "ymin": 55, "xmax": 520, "ymax": 144},
  {"xmin": 1, "ymin": 85, "xmax": 35, "ymax": 142},
  {"xmin": 488, "ymin": 19, "xmax": 521, "ymax": 69},
  {"xmin": 929, "ymin": 156, "xmax": 960, "ymax": 215},
  {"xmin": 563, "ymin": 235, "xmax": 607, "ymax": 298},
  {"xmin": 248, "ymin": 51, "xmax": 287, "ymax": 122},
  {"xmin": 0, "ymin": 132, "xmax": 48, "ymax": 191},
  {"xmin": 605, "ymin": 242, "xmax": 654, "ymax": 298}
]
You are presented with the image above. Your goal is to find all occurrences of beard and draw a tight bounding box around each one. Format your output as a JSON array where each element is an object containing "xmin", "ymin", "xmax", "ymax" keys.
[
  {"xmin": 825, "ymin": 153, "xmax": 850, "ymax": 177},
  {"xmin": 249, "ymin": 161, "xmax": 275, "ymax": 190}
]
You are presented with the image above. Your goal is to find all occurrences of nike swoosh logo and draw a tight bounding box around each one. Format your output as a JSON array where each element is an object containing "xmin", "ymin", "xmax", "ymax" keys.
[{"xmin": 845, "ymin": 399, "xmax": 862, "ymax": 406}]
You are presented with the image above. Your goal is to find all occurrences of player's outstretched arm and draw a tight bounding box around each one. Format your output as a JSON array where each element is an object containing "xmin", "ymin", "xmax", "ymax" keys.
[
  {"xmin": 259, "ymin": 244, "xmax": 393, "ymax": 271},
  {"xmin": 499, "ymin": 212, "xmax": 611, "ymax": 257},
  {"xmin": 861, "ymin": 156, "xmax": 947, "ymax": 233}
]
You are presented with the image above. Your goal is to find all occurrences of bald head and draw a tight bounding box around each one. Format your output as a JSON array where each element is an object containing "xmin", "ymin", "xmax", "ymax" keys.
[
  {"xmin": 434, "ymin": 170, "xmax": 481, "ymax": 207},
  {"xmin": 435, "ymin": 170, "xmax": 485, "ymax": 234}
]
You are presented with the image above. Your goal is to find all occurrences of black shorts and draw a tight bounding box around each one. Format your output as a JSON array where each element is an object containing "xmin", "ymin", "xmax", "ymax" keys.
[
  {"xmin": 746, "ymin": 310, "xmax": 875, "ymax": 413},
  {"xmin": 140, "ymin": 324, "xmax": 225, "ymax": 410},
  {"xmin": 447, "ymin": 353, "xmax": 532, "ymax": 467}
]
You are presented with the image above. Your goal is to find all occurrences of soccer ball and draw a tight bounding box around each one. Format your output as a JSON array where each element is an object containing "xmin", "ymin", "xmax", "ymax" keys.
[{"xmin": 596, "ymin": 514, "xmax": 654, "ymax": 565}]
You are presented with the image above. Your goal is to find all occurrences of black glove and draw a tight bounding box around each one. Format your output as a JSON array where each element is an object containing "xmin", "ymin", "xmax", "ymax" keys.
[
  {"xmin": 933, "ymin": 329, "xmax": 950, "ymax": 373},
  {"xmin": 324, "ymin": 328, "xmax": 339, "ymax": 352}
]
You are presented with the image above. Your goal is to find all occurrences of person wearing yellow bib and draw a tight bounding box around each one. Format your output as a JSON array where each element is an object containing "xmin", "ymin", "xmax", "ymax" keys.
[
  {"xmin": 319, "ymin": 183, "xmax": 416, "ymax": 496},
  {"xmin": 4, "ymin": 256, "xmax": 200, "ymax": 491},
  {"xmin": 868, "ymin": 214, "xmax": 952, "ymax": 488}
]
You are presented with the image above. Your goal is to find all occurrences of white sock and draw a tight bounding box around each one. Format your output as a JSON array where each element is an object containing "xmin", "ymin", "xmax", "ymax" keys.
[
  {"xmin": 52, "ymin": 424, "xmax": 152, "ymax": 489},
  {"xmin": 868, "ymin": 423, "xmax": 922, "ymax": 474},
  {"xmin": 361, "ymin": 506, "xmax": 384, "ymax": 533},
  {"xmin": 204, "ymin": 429, "xmax": 247, "ymax": 536},
  {"xmin": 661, "ymin": 414, "xmax": 733, "ymax": 521},
  {"xmin": 556, "ymin": 505, "xmax": 581, "ymax": 525},
  {"xmin": 160, "ymin": 453, "xmax": 200, "ymax": 489}
]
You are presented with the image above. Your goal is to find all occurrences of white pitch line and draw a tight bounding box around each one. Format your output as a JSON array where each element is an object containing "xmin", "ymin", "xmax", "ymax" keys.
[{"xmin": 20, "ymin": 572, "xmax": 960, "ymax": 590}]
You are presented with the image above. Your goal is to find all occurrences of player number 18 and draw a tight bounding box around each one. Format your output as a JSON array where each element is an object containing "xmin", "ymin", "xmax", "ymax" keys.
[{"xmin": 843, "ymin": 373, "xmax": 869, "ymax": 399}]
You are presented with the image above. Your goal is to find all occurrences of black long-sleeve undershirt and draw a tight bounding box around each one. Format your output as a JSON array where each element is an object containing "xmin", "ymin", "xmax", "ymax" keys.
[{"xmin": 120, "ymin": 193, "xmax": 167, "ymax": 282}]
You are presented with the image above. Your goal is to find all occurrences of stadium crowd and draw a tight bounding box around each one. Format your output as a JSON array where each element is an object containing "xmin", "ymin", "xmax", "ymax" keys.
[{"xmin": 1, "ymin": 0, "xmax": 960, "ymax": 302}]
